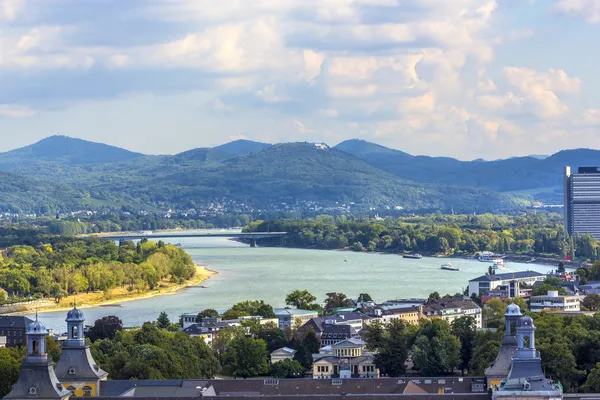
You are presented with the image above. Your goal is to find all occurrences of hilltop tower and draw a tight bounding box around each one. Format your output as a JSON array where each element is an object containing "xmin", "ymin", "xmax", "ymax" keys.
[
  {"xmin": 54, "ymin": 304, "xmax": 108, "ymax": 396},
  {"xmin": 3, "ymin": 315, "xmax": 71, "ymax": 400}
]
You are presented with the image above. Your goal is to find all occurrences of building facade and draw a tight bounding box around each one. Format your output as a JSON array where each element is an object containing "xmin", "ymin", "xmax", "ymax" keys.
[
  {"xmin": 274, "ymin": 308, "xmax": 319, "ymax": 330},
  {"xmin": 469, "ymin": 271, "xmax": 546, "ymax": 298},
  {"xmin": 564, "ymin": 166, "xmax": 600, "ymax": 240},
  {"xmin": 0, "ymin": 316, "xmax": 34, "ymax": 348},
  {"xmin": 422, "ymin": 297, "xmax": 483, "ymax": 329},
  {"xmin": 529, "ymin": 291, "xmax": 582, "ymax": 313},
  {"xmin": 312, "ymin": 339, "xmax": 379, "ymax": 379},
  {"xmin": 270, "ymin": 347, "xmax": 296, "ymax": 363}
]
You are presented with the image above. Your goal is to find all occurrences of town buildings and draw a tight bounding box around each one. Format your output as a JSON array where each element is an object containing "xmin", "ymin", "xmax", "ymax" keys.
[
  {"xmin": 564, "ymin": 166, "xmax": 600, "ymax": 239},
  {"xmin": 529, "ymin": 291, "xmax": 582, "ymax": 313},
  {"xmin": 468, "ymin": 271, "xmax": 546, "ymax": 298},
  {"xmin": 0, "ymin": 316, "xmax": 34, "ymax": 348}
]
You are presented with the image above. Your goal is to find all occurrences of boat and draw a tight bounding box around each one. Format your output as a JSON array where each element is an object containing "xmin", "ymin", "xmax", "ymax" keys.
[
  {"xmin": 491, "ymin": 259, "xmax": 505, "ymax": 270},
  {"xmin": 478, "ymin": 251, "xmax": 502, "ymax": 262},
  {"xmin": 403, "ymin": 254, "xmax": 423, "ymax": 259},
  {"xmin": 176, "ymin": 243, "xmax": 183, "ymax": 247},
  {"xmin": 441, "ymin": 263, "xmax": 460, "ymax": 271},
  {"xmin": 344, "ymin": 259, "xmax": 348, "ymax": 262}
]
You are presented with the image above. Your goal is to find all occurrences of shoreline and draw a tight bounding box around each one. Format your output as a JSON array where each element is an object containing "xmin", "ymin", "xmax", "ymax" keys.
[{"xmin": 6, "ymin": 265, "xmax": 218, "ymax": 316}]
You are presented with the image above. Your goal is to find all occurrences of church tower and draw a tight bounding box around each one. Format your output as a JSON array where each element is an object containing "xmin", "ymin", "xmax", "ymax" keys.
[
  {"xmin": 3, "ymin": 315, "xmax": 71, "ymax": 400},
  {"xmin": 485, "ymin": 303, "xmax": 521, "ymax": 388},
  {"xmin": 493, "ymin": 315, "xmax": 562, "ymax": 399},
  {"xmin": 54, "ymin": 305, "xmax": 108, "ymax": 397}
]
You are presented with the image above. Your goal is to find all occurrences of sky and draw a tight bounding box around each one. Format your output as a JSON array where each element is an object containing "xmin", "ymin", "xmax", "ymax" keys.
[{"xmin": 1, "ymin": 0, "xmax": 600, "ymax": 160}]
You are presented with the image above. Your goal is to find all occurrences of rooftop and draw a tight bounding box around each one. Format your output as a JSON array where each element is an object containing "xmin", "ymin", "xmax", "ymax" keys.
[
  {"xmin": 0, "ymin": 316, "xmax": 34, "ymax": 329},
  {"xmin": 273, "ymin": 308, "xmax": 320, "ymax": 316},
  {"xmin": 469, "ymin": 271, "xmax": 544, "ymax": 282}
]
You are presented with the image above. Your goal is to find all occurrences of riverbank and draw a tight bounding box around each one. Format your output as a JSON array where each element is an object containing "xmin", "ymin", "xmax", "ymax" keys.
[{"xmin": 4, "ymin": 265, "xmax": 217, "ymax": 316}]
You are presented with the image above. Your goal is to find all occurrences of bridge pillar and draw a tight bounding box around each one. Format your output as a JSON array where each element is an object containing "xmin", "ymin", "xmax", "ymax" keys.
[{"xmin": 250, "ymin": 239, "xmax": 257, "ymax": 248}]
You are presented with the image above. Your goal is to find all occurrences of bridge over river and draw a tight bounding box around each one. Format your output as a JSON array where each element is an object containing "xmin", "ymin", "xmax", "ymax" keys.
[{"xmin": 93, "ymin": 232, "xmax": 288, "ymax": 247}]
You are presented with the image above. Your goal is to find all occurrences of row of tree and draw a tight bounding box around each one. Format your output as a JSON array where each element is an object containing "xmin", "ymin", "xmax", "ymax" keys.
[
  {"xmin": 244, "ymin": 213, "xmax": 600, "ymax": 260},
  {"xmin": 0, "ymin": 229, "xmax": 196, "ymax": 304}
]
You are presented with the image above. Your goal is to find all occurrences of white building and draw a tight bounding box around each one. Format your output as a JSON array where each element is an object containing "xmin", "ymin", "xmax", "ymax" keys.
[
  {"xmin": 529, "ymin": 290, "xmax": 582, "ymax": 313},
  {"xmin": 0, "ymin": 336, "xmax": 6, "ymax": 348},
  {"xmin": 270, "ymin": 347, "xmax": 296, "ymax": 363},
  {"xmin": 422, "ymin": 297, "xmax": 483, "ymax": 329},
  {"xmin": 274, "ymin": 308, "xmax": 320, "ymax": 329},
  {"xmin": 468, "ymin": 271, "xmax": 546, "ymax": 298}
]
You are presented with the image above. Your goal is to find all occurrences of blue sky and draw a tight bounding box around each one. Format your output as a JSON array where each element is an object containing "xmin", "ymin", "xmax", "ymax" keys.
[{"xmin": 1, "ymin": 0, "xmax": 600, "ymax": 159}]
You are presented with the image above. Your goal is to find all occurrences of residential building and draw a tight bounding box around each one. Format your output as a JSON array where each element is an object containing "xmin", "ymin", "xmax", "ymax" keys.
[
  {"xmin": 0, "ymin": 316, "xmax": 34, "ymax": 347},
  {"xmin": 320, "ymin": 323, "xmax": 359, "ymax": 346},
  {"xmin": 369, "ymin": 305, "xmax": 422, "ymax": 325},
  {"xmin": 312, "ymin": 339, "xmax": 379, "ymax": 379},
  {"xmin": 468, "ymin": 271, "xmax": 546, "ymax": 298},
  {"xmin": 54, "ymin": 305, "xmax": 108, "ymax": 396},
  {"xmin": 296, "ymin": 312, "xmax": 371, "ymax": 339},
  {"xmin": 564, "ymin": 166, "xmax": 600, "ymax": 239},
  {"xmin": 273, "ymin": 308, "xmax": 319, "ymax": 330},
  {"xmin": 270, "ymin": 347, "xmax": 296, "ymax": 363},
  {"xmin": 179, "ymin": 313, "xmax": 198, "ymax": 329},
  {"xmin": 422, "ymin": 297, "xmax": 483, "ymax": 329},
  {"xmin": 529, "ymin": 291, "xmax": 582, "ymax": 313}
]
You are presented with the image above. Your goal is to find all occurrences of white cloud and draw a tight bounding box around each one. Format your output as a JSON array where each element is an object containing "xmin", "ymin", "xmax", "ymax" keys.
[
  {"xmin": 0, "ymin": 0, "xmax": 23, "ymax": 21},
  {"xmin": 556, "ymin": 0, "xmax": 600, "ymax": 23},
  {"xmin": 0, "ymin": 104, "xmax": 35, "ymax": 118},
  {"xmin": 255, "ymin": 84, "xmax": 290, "ymax": 103}
]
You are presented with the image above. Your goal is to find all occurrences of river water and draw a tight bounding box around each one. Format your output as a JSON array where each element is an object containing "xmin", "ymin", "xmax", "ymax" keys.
[{"xmin": 33, "ymin": 233, "xmax": 558, "ymax": 332}]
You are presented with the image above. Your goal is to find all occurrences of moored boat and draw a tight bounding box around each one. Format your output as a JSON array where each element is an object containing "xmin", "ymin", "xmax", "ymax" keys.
[
  {"xmin": 403, "ymin": 254, "xmax": 423, "ymax": 259},
  {"xmin": 491, "ymin": 259, "xmax": 505, "ymax": 270},
  {"xmin": 441, "ymin": 263, "xmax": 460, "ymax": 271}
]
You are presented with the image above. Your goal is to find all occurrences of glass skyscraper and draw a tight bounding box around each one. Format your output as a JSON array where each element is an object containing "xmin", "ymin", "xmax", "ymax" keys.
[{"xmin": 564, "ymin": 166, "xmax": 600, "ymax": 239}]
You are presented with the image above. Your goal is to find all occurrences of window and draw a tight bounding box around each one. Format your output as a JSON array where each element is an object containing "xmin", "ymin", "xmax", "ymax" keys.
[
  {"xmin": 29, "ymin": 387, "xmax": 37, "ymax": 395},
  {"xmin": 32, "ymin": 340, "xmax": 39, "ymax": 354},
  {"xmin": 83, "ymin": 386, "xmax": 92, "ymax": 396},
  {"xmin": 68, "ymin": 367, "xmax": 76, "ymax": 375}
]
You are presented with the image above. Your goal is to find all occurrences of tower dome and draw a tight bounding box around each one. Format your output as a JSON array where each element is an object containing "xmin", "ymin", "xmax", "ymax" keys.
[
  {"xmin": 519, "ymin": 315, "xmax": 535, "ymax": 328},
  {"xmin": 28, "ymin": 319, "xmax": 48, "ymax": 335},
  {"xmin": 66, "ymin": 307, "xmax": 85, "ymax": 322},
  {"xmin": 505, "ymin": 303, "xmax": 522, "ymax": 316}
]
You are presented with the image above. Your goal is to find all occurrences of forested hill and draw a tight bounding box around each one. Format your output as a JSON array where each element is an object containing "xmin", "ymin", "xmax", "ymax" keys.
[
  {"xmin": 0, "ymin": 135, "xmax": 145, "ymax": 169},
  {"xmin": 334, "ymin": 139, "xmax": 600, "ymax": 197},
  {"xmin": 0, "ymin": 138, "xmax": 532, "ymax": 214},
  {"xmin": 3, "ymin": 135, "xmax": 598, "ymax": 215}
]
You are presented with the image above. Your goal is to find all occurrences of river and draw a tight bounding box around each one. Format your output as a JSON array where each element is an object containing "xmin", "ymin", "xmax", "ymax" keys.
[{"xmin": 32, "ymin": 232, "xmax": 559, "ymax": 332}]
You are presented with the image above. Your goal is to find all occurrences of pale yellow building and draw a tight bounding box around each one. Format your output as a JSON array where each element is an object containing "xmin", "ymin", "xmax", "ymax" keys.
[{"xmin": 312, "ymin": 339, "xmax": 379, "ymax": 379}]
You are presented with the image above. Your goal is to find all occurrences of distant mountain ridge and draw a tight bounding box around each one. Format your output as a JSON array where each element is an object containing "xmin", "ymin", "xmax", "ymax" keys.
[
  {"xmin": 0, "ymin": 135, "xmax": 598, "ymax": 214},
  {"xmin": 0, "ymin": 135, "xmax": 145, "ymax": 169}
]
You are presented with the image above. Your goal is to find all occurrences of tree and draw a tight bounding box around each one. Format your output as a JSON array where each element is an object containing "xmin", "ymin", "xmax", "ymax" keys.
[
  {"xmin": 583, "ymin": 362, "xmax": 600, "ymax": 392},
  {"xmin": 583, "ymin": 294, "xmax": 600, "ymax": 311},
  {"xmin": 469, "ymin": 331, "xmax": 500, "ymax": 375},
  {"xmin": 221, "ymin": 335, "xmax": 269, "ymax": 378},
  {"xmin": 411, "ymin": 319, "xmax": 461, "ymax": 376},
  {"xmin": 197, "ymin": 309, "xmax": 219, "ymax": 322},
  {"xmin": 0, "ymin": 288, "xmax": 7, "ymax": 303},
  {"xmin": 427, "ymin": 292, "xmax": 440, "ymax": 302},
  {"xmin": 323, "ymin": 292, "xmax": 354, "ymax": 314},
  {"xmin": 451, "ymin": 316, "xmax": 476, "ymax": 374},
  {"xmin": 285, "ymin": 290, "xmax": 318, "ymax": 310},
  {"xmin": 270, "ymin": 359, "xmax": 304, "ymax": 378},
  {"xmin": 0, "ymin": 347, "xmax": 25, "ymax": 397},
  {"xmin": 222, "ymin": 309, "xmax": 248, "ymax": 320},
  {"xmin": 372, "ymin": 319, "xmax": 411, "ymax": 377},
  {"xmin": 156, "ymin": 312, "xmax": 171, "ymax": 329},
  {"xmin": 231, "ymin": 300, "xmax": 276, "ymax": 318},
  {"xmin": 88, "ymin": 316, "xmax": 124, "ymax": 342},
  {"xmin": 303, "ymin": 330, "xmax": 321, "ymax": 355},
  {"xmin": 357, "ymin": 293, "xmax": 373, "ymax": 303}
]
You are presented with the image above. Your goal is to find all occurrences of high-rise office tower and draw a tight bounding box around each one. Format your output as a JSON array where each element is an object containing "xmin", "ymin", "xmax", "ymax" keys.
[{"xmin": 564, "ymin": 166, "xmax": 600, "ymax": 239}]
